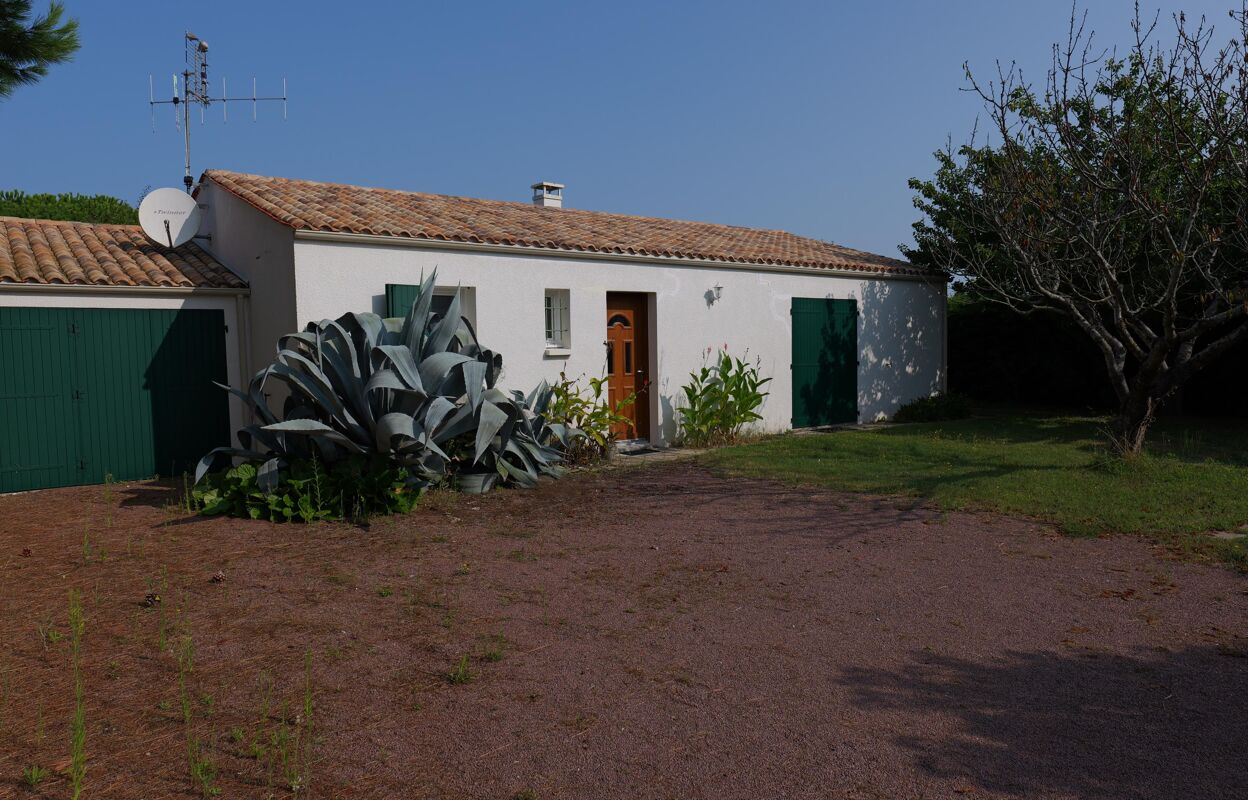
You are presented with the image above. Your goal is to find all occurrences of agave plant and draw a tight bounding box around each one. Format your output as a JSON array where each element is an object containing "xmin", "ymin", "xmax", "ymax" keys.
[{"xmin": 196, "ymin": 270, "xmax": 578, "ymax": 495}]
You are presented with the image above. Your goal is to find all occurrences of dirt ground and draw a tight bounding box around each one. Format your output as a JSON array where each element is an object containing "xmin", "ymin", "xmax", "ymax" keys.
[{"xmin": 0, "ymin": 461, "xmax": 1245, "ymax": 800}]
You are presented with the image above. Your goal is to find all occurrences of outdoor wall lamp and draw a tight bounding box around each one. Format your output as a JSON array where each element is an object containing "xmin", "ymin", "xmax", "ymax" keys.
[{"xmin": 712, "ymin": 284, "xmax": 723, "ymax": 302}]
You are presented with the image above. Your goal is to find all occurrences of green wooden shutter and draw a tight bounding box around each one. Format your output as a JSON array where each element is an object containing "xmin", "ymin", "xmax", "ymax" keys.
[
  {"xmin": 385, "ymin": 284, "xmax": 421, "ymax": 318},
  {"xmin": 0, "ymin": 307, "xmax": 230, "ymax": 492},
  {"xmin": 791, "ymin": 297, "xmax": 858, "ymax": 427}
]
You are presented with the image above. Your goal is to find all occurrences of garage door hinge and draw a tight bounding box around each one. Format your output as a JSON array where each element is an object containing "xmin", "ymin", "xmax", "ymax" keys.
[{"xmin": 76, "ymin": 459, "xmax": 86, "ymax": 470}]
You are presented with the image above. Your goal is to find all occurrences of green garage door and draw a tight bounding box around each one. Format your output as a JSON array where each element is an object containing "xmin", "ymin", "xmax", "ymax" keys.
[
  {"xmin": 791, "ymin": 297, "xmax": 858, "ymax": 427},
  {"xmin": 0, "ymin": 307, "xmax": 230, "ymax": 492}
]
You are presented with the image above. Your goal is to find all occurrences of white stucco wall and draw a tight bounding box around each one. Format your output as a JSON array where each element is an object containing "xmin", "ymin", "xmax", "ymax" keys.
[
  {"xmin": 289, "ymin": 238, "xmax": 947, "ymax": 444},
  {"xmin": 197, "ymin": 183, "xmax": 297, "ymax": 380},
  {"xmin": 0, "ymin": 290, "xmax": 248, "ymax": 435}
]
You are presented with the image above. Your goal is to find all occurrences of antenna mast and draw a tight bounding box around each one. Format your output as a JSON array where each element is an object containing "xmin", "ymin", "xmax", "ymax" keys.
[{"xmin": 149, "ymin": 32, "xmax": 288, "ymax": 193}]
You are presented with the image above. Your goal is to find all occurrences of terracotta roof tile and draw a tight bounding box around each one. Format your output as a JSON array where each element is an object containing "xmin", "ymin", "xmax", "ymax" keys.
[
  {"xmin": 0, "ymin": 216, "xmax": 245, "ymax": 290},
  {"xmin": 203, "ymin": 170, "xmax": 928, "ymax": 276}
]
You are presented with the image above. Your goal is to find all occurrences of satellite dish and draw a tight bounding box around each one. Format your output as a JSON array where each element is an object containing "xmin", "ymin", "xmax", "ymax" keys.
[{"xmin": 138, "ymin": 188, "xmax": 202, "ymax": 248}]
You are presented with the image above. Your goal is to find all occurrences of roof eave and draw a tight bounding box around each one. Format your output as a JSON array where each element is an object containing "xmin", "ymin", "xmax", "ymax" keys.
[
  {"xmin": 0, "ymin": 282, "xmax": 250, "ymax": 296},
  {"xmin": 292, "ymin": 229, "xmax": 942, "ymax": 282}
]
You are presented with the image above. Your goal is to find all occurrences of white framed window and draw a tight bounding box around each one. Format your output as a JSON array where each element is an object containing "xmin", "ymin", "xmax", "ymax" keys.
[
  {"xmin": 544, "ymin": 289, "xmax": 570, "ymax": 349},
  {"xmin": 435, "ymin": 286, "xmax": 477, "ymax": 329}
]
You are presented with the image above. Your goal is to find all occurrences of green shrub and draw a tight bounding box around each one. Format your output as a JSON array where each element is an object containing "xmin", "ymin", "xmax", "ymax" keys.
[
  {"xmin": 546, "ymin": 372, "xmax": 635, "ymax": 462},
  {"xmin": 892, "ymin": 393, "xmax": 972, "ymax": 423},
  {"xmin": 678, "ymin": 350, "xmax": 771, "ymax": 447},
  {"xmin": 192, "ymin": 455, "xmax": 419, "ymax": 522},
  {"xmin": 0, "ymin": 190, "xmax": 137, "ymax": 224}
]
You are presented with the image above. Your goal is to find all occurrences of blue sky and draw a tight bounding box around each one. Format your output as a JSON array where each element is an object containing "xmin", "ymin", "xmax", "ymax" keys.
[{"xmin": 1, "ymin": 1, "xmax": 1236, "ymax": 257}]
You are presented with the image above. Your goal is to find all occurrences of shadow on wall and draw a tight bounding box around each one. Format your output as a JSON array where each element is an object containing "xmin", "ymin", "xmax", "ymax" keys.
[
  {"xmin": 146, "ymin": 311, "xmax": 232, "ymax": 479},
  {"xmin": 857, "ymin": 279, "xmax": 944, "ymax": 420},
  {"xmin": 838, "ymin": 645, "xmax": 1247, "ymax": 800}
]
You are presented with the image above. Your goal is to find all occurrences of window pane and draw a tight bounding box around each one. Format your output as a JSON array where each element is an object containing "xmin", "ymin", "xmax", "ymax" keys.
[
  {"xmin": 607, "ymin": 341, "xmax": 614, "ymax": 374},
  {"xmin": 545, "ymin": 291, "xmax": 570, "ymax": 347},
  {"xmin": 624, "ymin": 341, "xmax": 632, "ymax": 374}
]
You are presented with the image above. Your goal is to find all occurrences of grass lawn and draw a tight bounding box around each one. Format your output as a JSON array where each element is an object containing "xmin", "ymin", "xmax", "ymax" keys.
[{"xmin": 703, "ymin": 411, "xmax": 1248, "ymax": 568}]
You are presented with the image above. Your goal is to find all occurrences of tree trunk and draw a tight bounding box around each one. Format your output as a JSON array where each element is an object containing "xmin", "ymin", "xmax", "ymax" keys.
[{"xmin": 1111, "ymin": 393, "xmax": 1157, "ymax": 457}]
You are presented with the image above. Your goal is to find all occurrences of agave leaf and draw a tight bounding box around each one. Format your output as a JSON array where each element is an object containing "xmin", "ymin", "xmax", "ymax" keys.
[
  {"xmin": 365, "ymin": 368, "xmax": 411, "ymax": 395},
  {"xmin": 262, "ymin": 419, "xmax": 338, "ymax": 433},
  {"xmin": 338, "ymin": 311, "xmax": 386, "ymax": 368},
  {"xmin": 372, "ymin": 345, "xmax": 425, "ymax": 392},
  {"xmin": 277, "ymin": 330, "xmax": 319, "ymax": 352},
  {"xmin": 402, "ymin": 271, "xmax": 439, "ymax": 354},
  {"xmin": 526, "ymin": 380, "xmax": 553, "ymax": 416},
  {"xmin": 462, "ymin": 360, "xmax": 486, "ymax": 412},
  {"xmin": 423, "ymin": 286, "xmax": 462, "ymax": 357},
  {"xmin": 260, "ymin": 419, "xmax": 367, "ymax": 454},
  {"xmin": 374, "ymin": 412, "xmax": 420, "ymax": 453},
  {"xmin": 495, "ymin": 454, "xmax": 538, "ymax": 488},
  {"xmin": 473, "ymin": 400, "xmax": 509, "ymax": 464},
  {"xmin": 431, "ymin": 401, "xmax": 478, "ymax": 444},
  {"xmin": 418, "ymin": 351, "xmax": 473, "ymax": 393},
  {"xmin": 236, "ymin": 424, "xmax": 288, "ymax": 454},
  {"xmin": 455, "ymin": 471, "xmax": 497, "ymax": 494},
  {"xmin": 257, "ymin": 457, "xmax": 283, "ymax": 492},
  {"xmin": 421, "ymin": 396, "xmax": 455, "ymax": 437},
  {"xmin": 268, "ymin": 361, "xmax": 367, "ymax": 443},
  {"xmin": 316, "ymin": 320, "xmax": 370, "ymax": 421},
  {"xmin": 194, "ymin": 446, "xmax": 269, "ymax": 485},
  {"xmin": 543, "ymin": 422, "xmax": 579, "ymax": 447}
]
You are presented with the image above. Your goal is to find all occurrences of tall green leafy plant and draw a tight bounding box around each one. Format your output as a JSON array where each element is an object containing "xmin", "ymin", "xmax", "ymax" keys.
[
  {"xmin": 195, "ymin": 270, "xmax": 580, "ymax": 517},
  {"xmin": 678, "ymin": 349, "xmax": 770, "ymax": 447},
  {"xmin": 546, "ymin": 372, "xmax": 635, "ymax": 462}
]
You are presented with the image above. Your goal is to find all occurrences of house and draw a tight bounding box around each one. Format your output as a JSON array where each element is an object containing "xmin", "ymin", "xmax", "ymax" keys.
[
  {"xmin": 196, "ymin": 170, "xmax": 947, "ymax": 445},
  {"xmin": 0, "ymin": 171, "xmax": 946, "ymax": 492},
  {"xmin": 0, "ymin": 215, "xmax": 248, "ymax": 492}
]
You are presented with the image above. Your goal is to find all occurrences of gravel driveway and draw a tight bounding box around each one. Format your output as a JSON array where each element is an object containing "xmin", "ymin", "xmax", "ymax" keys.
[{"xmin": 1, "ymin": 462, "xmax": 1244, "ymax": 798}]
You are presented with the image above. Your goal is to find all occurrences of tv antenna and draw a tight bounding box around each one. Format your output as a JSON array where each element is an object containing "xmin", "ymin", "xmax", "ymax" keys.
[{"xmin": 149, "ymin": 32, "xmax": 287, "ymax": 193}]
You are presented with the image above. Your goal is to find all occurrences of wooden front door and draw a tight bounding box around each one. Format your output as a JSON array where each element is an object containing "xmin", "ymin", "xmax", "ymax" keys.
[{"xmin": 605, "ymin": 292, "xmax": 650, "ymax": 440}]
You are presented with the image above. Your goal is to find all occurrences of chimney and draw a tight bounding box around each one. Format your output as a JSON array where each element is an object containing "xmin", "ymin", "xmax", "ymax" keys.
[{"xmin": 531, "ymin": 180, "xmax": 564, "ymax": 208}]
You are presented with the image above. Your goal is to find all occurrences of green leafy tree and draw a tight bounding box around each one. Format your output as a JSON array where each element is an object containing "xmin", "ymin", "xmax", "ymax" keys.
[
  {"xmin": 0, "ymin": 190, "xmax": 137, "ymax": 224},
  {"xmin": 905, "ymin": 5, "xmax": 1248, "ymax": 454},
  {"xmin": 0, "ymin": 1, "xmax": 79, "ymax": 99}
]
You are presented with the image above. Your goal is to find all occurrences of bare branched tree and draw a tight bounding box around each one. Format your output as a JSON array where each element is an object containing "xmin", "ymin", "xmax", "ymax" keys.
[{"xmin": 905, "ymin": 3, "xmax": 1248, "ymax": 453}]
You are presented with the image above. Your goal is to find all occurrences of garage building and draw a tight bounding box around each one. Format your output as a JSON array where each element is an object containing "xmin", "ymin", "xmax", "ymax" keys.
[{"xmin": 0, "ymin": 216, "xmax": 248, "ymax": 492}]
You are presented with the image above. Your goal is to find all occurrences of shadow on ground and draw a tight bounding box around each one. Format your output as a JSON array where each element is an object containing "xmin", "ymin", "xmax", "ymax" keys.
[
  {"xmin": 839, "ymin": 644, "xmax": 1248, "ymax": 800},
  {"xmin": 117, "ymin": 480, "xmax": 183, "ymax": 510}
]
